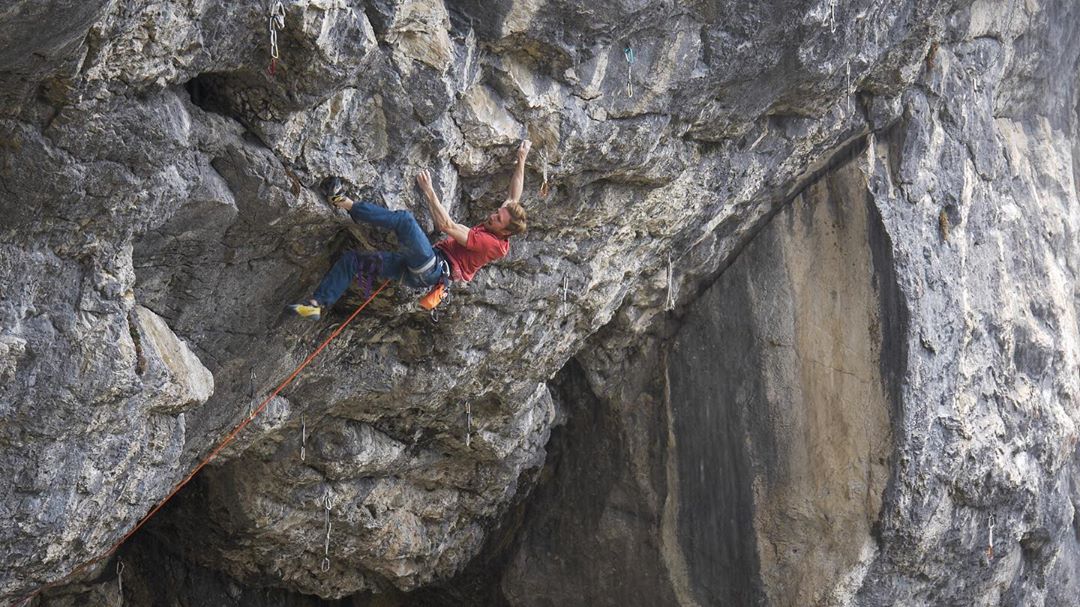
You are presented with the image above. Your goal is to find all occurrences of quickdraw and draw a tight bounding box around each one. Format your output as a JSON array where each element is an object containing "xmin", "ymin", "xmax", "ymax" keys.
[
  {"xmin": 987, "ymin": 514, "xmax": 995, "ymax": 561},
  {"xmin": 268, "ymin": 2, "xmax": 285, "ymax": 76},
  {"xmin": 248, "ymin": 368, "xmax": 257, "ymax": 417},
  {"xmin": 116, "ymin": 559, "xmax": 124, "ymax": 605},
  {"xmin": 624, "ymin": 46, "xmax": 636, "ymax": 98},
  {"xmin": 465, "ymin": 402, "xmax": 472, "ymax": 448},
  {"xmin": 665, "ymin": 253, "xmax": 675, "ymax": 311},
  {"xmin": 539, "ymin": 149, "xmax": 551, "ymax": 198},
  {"xmin": 321, "ymin": 491, "xmax": 333, "ymax": 572},
  {"xmin": 300, "ymin": 413, "xmax": 307, "ymax": 461}
]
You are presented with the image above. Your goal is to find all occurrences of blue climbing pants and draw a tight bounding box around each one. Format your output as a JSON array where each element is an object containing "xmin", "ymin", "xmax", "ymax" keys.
[{"xmin": 311, "ymin": 202, "xmax": 445, "ymax": 307}]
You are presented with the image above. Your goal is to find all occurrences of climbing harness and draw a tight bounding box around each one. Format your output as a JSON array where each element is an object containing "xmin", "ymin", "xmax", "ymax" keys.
[
  {"xmin": 13, "ymin": 280, "xmax": 392, "ymax": 607},
  {"xmin": 300, "ymin": 413, "xmax": 307, "ymax": 461},
  {"xmin": 321, "ymin": 491, "xmax": 333, "ymax": 572},
  {"xmin": 539, "ymin": 150, "xmax": 551, "ymax": 198},
  {"xmin": 419, "ymin": 256, "xmax": 452, "ymax": 323},
  {"xmin": 409, "ymin": 254, "xmax": 438, "ymax": 277},
  {"xmin": 624, "ymin": 46, "xmax": 636, "ymax": 98},
  {"xmin": 987, "ymin": 514, "xmax": 995, "ymax": 560},
  {"xmin": 465, "ymin": 402, "xmax": 472, "ymax": 448},
  {"xmin": 267, "ymin": 2, "xmax": 285, "ymax": 76}
]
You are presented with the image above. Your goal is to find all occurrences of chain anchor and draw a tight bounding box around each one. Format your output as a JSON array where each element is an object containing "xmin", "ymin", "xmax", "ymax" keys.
[{"xmin": 268, "ymin": 2, "xmax": 286, "ymax": 76}]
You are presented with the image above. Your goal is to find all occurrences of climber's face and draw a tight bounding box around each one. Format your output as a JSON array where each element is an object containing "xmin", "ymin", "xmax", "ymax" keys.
[{"xmin": 485, "ymin": 207, "xmax": 511, "ymax": 235}]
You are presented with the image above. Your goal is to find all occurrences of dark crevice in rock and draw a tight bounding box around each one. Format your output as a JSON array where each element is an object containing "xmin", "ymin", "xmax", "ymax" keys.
[
  {"xmin": 782, "ymin": 132, "xmax": 870, "ymax": 201},
  {"xmin": 100, "ymin": 528, "xmax": 351, "ymax": 607},
  {"xmin": 666, "ymin": 274, "xmax": 764, "ymax": 607},
  {"xmin": 399, "ymin": 363, "xmax": 601, "ymax": 607},
  {"xmin": 865, "ymin": 155, "xmax": 909, "ymax": 465},
  {"xmin": 183, "ymin": 73, "xmax": 289, "ymax": 147},
  {"xmin": 444, "ymin": 1, "xmax": 512, "ymax": 42},
  {"xmin": 681, "ymin": 135, "xmax": 872, "ymax": 313},
  {"xmin": 126, "ymin": 311, "xmax": 147, "ymax": 376},
  {"xmin": 185, "ymin": 73, "xmax": 252, "ymax": 126},
  {"xmin": 361, "ymin": 1, "xmax": 393, "ymax": 39}
]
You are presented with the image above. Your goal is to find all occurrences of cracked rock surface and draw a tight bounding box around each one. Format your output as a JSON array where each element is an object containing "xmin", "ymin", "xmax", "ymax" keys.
[{"xmin": 1, "ymin": 0, "xmax": 1078, "ymax": 605}]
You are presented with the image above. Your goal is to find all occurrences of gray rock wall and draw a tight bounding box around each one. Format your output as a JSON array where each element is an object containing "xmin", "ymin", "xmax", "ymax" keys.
[
  {"xmin": 666, "ymin": 153, "xmax": 893, "ymax": 607},
  {"xmin": 502, "ymin": 146, "xmax": 895, "ymax": 607},
  {"xmin": 500, "ymin": 1, "xmax": 1080, "ymax": 605},
  {"xmin": 0, "ymin": 0, "xmax": 1077, "ymax": 605}
]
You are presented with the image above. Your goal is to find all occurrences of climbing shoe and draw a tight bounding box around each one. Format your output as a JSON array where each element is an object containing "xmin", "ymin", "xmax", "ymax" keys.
[
  {"xmin": 287, "ymin": 303, "xmax": 322, "ymax": 320},
  {"xmin": 419, "ymin": 283, "xmax": 448, "ymax": 311},
  {"xmin": 320, "ymin": 176, "xmax": 347, "ymax": 205}
]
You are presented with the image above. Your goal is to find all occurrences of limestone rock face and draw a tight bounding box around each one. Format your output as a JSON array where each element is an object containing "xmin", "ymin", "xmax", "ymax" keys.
[
  {"xmin": 0, "ymin": 0, "xmax": 1078, "ymax": 606},
  {"xmin": 499, "ymin": 2, "xmax": 1080, "ymax": 605}
]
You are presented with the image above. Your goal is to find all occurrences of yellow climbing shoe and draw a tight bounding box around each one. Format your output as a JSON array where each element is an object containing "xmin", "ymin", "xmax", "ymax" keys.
[
  {"xmin": 419, "ymin": 283, "xmax": 447, "ymax": 311},
  {"xmin": 287, "ymin": 304, "xmax": 322, "ymax": 320}
]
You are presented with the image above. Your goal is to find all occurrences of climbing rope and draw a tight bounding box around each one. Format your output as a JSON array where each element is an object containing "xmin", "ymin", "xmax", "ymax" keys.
[
  {"xmin": 624, "ymin": 46, "xmax": 636, "ymax": 98},
  {"xmin": 267, "ymin": 1, "xmax": 285, "ymax": 76},
  {"xmin": 13, "ymin": 280, "xmax": 392, "ymax": 607}
]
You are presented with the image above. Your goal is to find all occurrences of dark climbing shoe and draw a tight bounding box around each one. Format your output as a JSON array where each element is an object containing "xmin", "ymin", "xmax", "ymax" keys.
[
  {"xmin": 320, "ymin": 176, "xmax": 346, "ymax": 204},
  {"xmin": 287, "ymin": 303, "xmax": 322, "ymax": 320}
]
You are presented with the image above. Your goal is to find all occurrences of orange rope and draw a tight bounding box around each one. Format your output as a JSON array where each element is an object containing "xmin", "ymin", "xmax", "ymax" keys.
[{"xmin": 12, "ymin": 280, "xmax": 391, "ymax": 607}]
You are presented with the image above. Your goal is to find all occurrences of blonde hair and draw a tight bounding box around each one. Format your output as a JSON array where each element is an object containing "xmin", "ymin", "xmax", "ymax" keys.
[{"xmin": 504, "ymin": 201, "xmax": 527, "ymax": 236}]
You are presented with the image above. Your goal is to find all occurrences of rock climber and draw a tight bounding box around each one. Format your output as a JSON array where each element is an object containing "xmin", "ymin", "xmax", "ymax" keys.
[{"xmin": 288, "ymin": 140, "xmax": 532, "ymax": 319}]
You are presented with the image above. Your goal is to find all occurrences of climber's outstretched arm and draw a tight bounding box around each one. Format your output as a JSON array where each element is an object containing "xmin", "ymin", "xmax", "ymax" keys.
[
  {"xmin": 504, "ymin": 139, "xmax": 531, "ymax": 206},
  {"xmin": 417, "ymin": 170, "xmax": 470, "ymax": 246}
]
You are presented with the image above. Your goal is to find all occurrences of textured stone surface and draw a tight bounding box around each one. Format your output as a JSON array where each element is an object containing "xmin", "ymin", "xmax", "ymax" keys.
[
  {"xmin": 666, "ymin": 154, "xmax": 893, "ymax": 606},
  {"xmin": 498, "ymin": 1, "xmax": 1080, "ymax": 605},
  {"xmin": 0, "ymin": 0, "xmax": 1078, "ymax": 605},
  {"xmin": 500, "ymin": 148, "xmax": 895, "ymax": 607}
]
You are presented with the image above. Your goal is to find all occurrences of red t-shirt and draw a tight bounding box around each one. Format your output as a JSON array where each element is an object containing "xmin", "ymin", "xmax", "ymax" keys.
[{"xmin": 435, "ymin": 225, "xmax": 510, "ymax": 282}]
